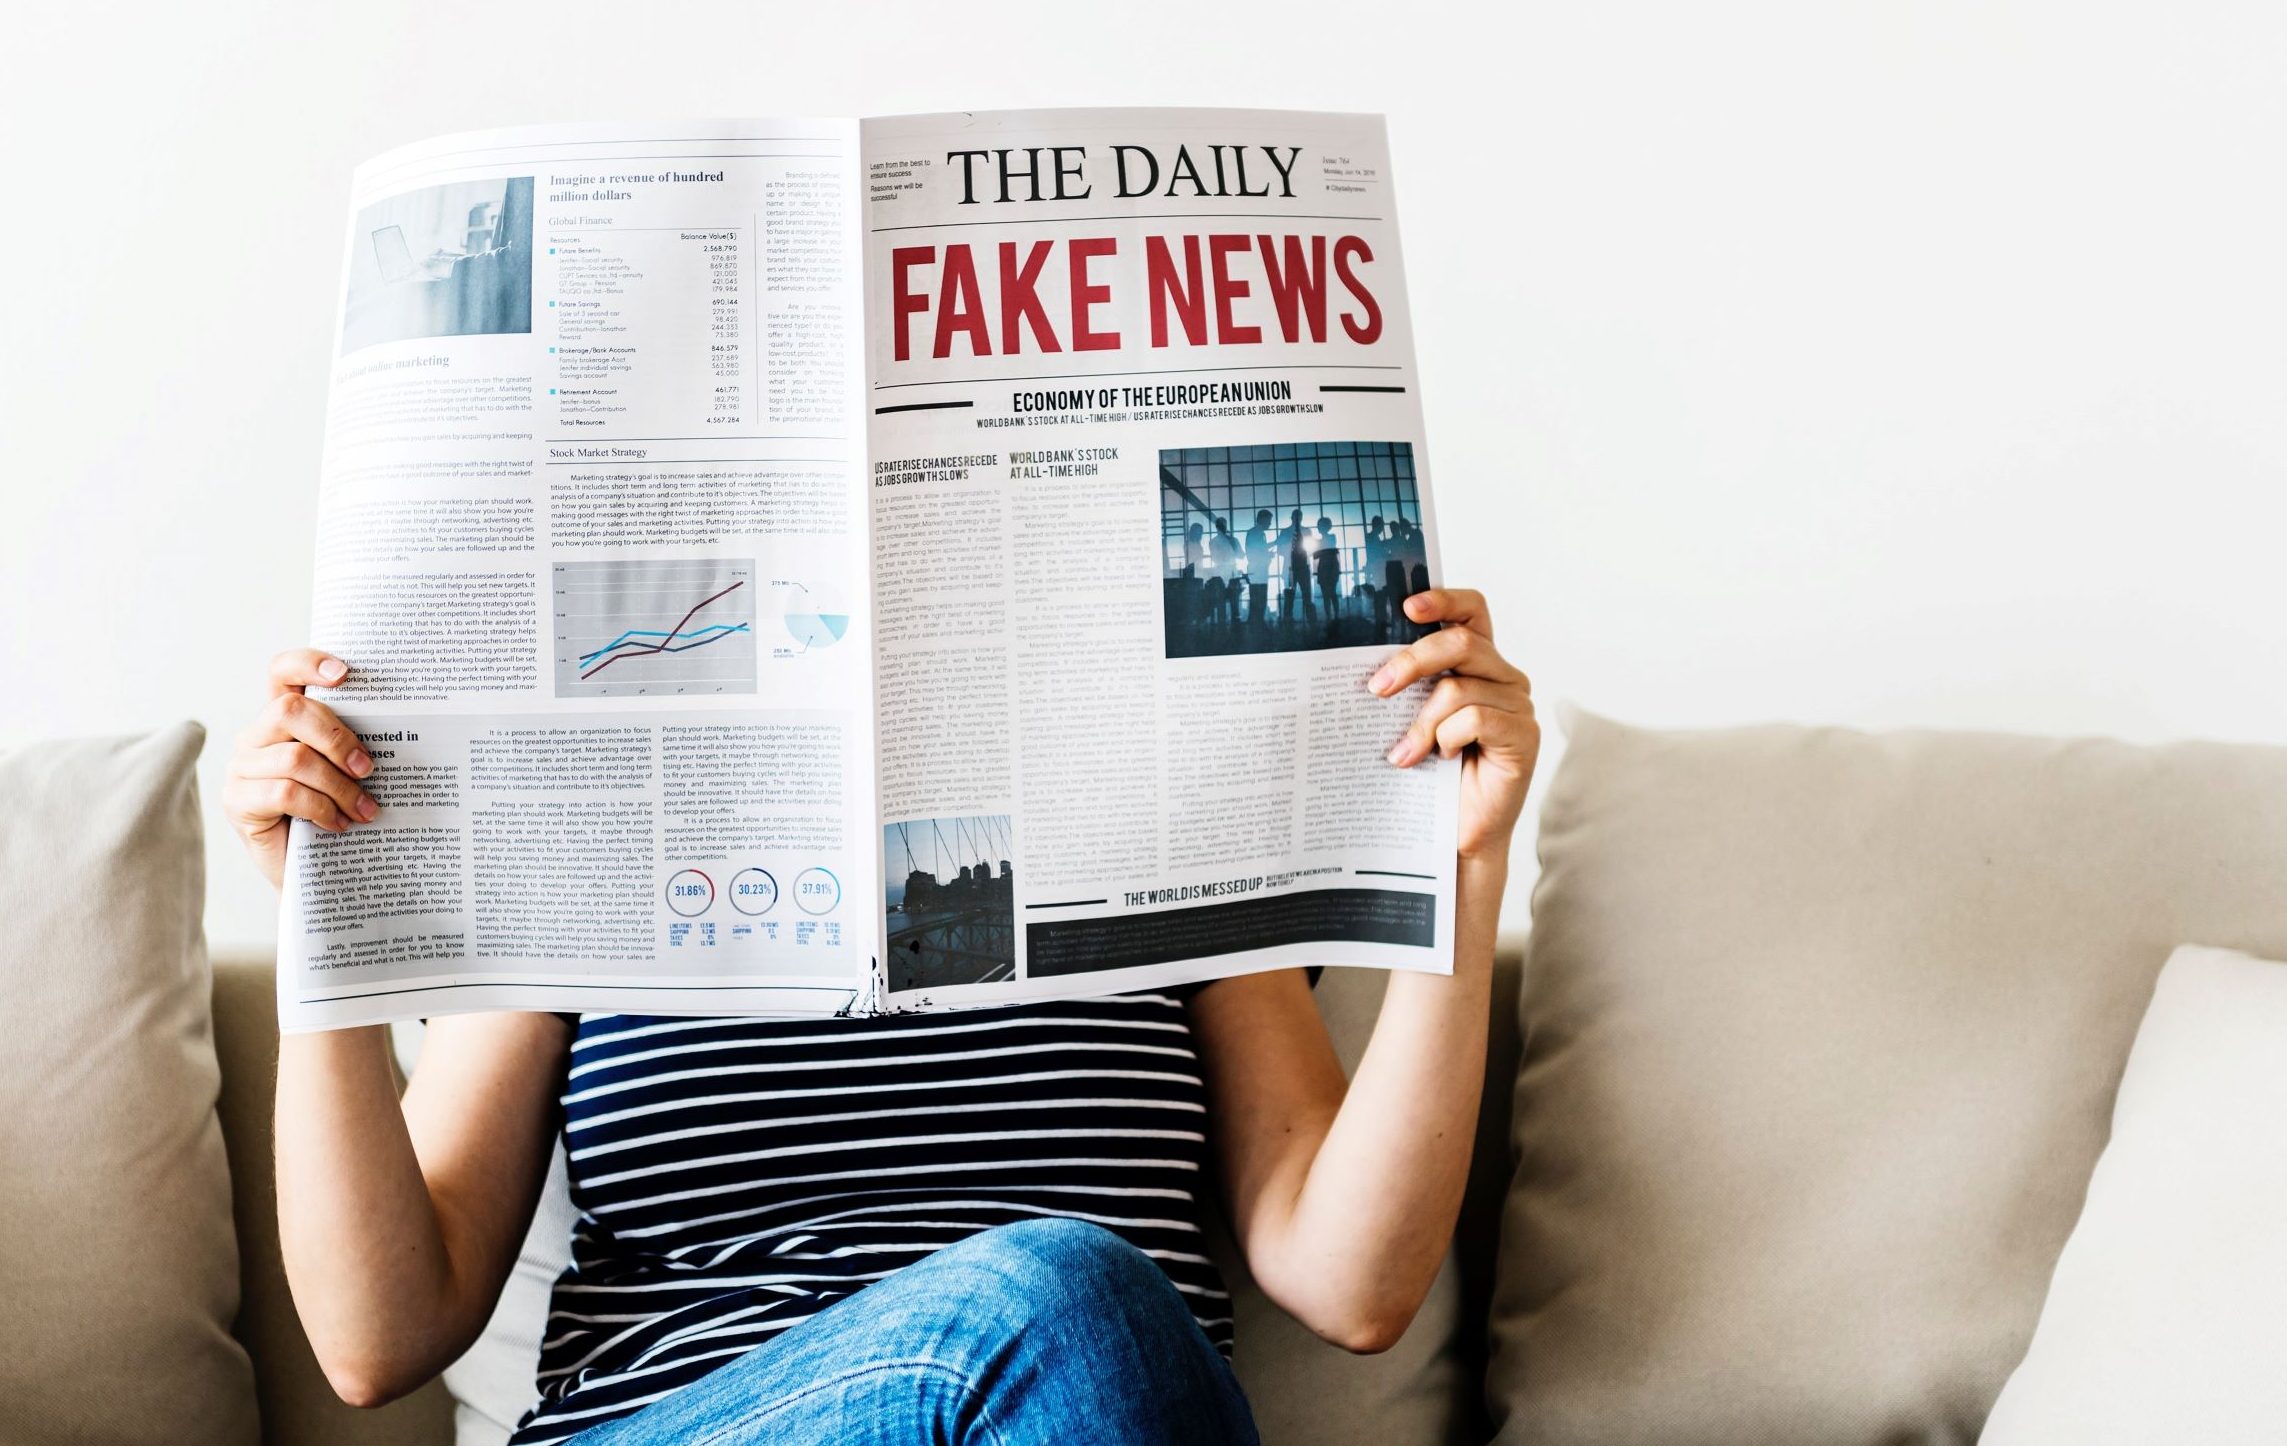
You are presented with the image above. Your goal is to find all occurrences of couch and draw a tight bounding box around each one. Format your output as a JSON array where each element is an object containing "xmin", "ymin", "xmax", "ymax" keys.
[{"xmin": 6, "ymin": 712, "xmax": 2284, "ymax": 1446}]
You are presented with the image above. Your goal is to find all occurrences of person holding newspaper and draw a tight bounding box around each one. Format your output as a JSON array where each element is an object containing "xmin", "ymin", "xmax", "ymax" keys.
[{"xmin": 225, "ymin": 586, "xmax": 1536, "ymax": 1446}]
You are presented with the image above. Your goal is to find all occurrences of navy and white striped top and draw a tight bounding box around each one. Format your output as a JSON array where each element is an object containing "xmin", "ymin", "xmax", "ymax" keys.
[{"xmin": 509, "ymin": 993, "xmax": 1232, "ymax": 1444}]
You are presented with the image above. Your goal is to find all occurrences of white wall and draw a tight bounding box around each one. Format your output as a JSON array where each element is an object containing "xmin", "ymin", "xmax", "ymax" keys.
[{"xmin": 4, "ymin": 0, "xmax": 2282, "ymax": 955}]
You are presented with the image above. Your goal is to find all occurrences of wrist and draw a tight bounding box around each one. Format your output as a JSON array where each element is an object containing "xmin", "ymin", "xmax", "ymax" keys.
[
  {"xmin": 279, "ymin": 1023, "xmax": 394, "ymax": 1071},
  {"xmin": 1458, "ymin": 843, "xmax": 1513, "ymax": 892}
]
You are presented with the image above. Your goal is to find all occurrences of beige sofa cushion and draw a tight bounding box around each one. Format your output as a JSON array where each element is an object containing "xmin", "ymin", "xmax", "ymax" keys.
[
  {"xmin": 0, "ymin": 724, "xmax": 259, "ymax": 1445},
  {"xmin": 1981, "ymin": 945, "xmax": 2287, "ymax": 1444},
  {"xmin": 1488, "ymin": 713, "xmax": 2287, "ymax": 1445}
]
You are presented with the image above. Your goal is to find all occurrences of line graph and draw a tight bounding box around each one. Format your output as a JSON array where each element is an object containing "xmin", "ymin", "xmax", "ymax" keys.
[
  {"xmin": 553, "ymin": 559, "xmax": 758, "ymax": 698},
  {"xmin": 578, "ymin": 584, "xmax": 748, "ymax": 677}
]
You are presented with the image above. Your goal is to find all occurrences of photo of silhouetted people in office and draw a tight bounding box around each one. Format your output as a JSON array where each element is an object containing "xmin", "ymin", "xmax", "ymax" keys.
[
  {"xmin": 1161, "ymin": 442, "xmax": 1432, "ymax": 658},
  {"xmin": 339, "ymin": 175, "xmax": 535, "ymax": 354},
  {"xmin": 1244, "ymin": 510, "xmax": 1275, "ymax": 626}
]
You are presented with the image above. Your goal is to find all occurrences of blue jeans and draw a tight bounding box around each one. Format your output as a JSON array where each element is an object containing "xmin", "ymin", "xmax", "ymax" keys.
[{"xmin": 569, "ymin": 1218, "xmax": 1259, "ymax": 1446}]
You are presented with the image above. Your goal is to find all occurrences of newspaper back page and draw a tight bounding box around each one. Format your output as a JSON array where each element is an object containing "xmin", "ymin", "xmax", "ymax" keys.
[{"xmin": 279, "ymin": 120, "xmax": 878, "ymax": 1030}]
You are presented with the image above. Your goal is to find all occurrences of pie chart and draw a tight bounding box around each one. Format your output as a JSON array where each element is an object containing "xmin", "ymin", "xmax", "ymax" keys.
[{"xmin": 781, "ymin": 582, "xmax": 849, "ymax": 652}]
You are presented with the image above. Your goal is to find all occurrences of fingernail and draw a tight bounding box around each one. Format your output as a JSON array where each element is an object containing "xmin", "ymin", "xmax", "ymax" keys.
[
  {"xmin": 1368, "ymin": 668, "xmax": 1393, "ymax": 695},
  {"xmin": 1388, "ymin": 738, "xmax": 1417, "ymax": 766},
  {"xmin": 356, "ymin": 794, "xmax": 378, "ymax": 821},
  {"xmin": 347, "ymin": 748, "xmax": 372, "ymax": 776},
  {"xmin": 318, "ymin": 657, "xmax": 347, "ymax": 683}
]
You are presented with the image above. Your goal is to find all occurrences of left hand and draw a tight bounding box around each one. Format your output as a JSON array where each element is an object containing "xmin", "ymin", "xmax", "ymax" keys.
[{"xmin": 1368, "ymin": 588, "xmax": 1539, "ymax": 860}]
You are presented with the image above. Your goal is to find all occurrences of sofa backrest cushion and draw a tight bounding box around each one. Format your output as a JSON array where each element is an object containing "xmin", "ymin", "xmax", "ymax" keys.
[
  {"xmin": 0, "ymin": 724, "xmax": 260, "ymax": 1445},
  {"xmin": 1980, "ymin": 945, "xmax": 2287, "ymax": 1443},
  {"xmin": 1486, "ymin": 712, "xmax": 2287, "ymax": 1445}
]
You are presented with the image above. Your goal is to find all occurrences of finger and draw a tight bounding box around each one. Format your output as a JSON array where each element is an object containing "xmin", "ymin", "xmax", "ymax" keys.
[
  {"xmin": 1401, "ymin": 588, "xmax": 1492, "ymax": 639},
  {"xmin": 1368, "ymin": 625, "xmax": 1522, "ymax": 698},
  {"xmin": 241, "ymin": 740, "xmax": 378, "ymax": 823},
  {"xmin": 1389, "ymin": 676, "xmax": 1516, "ymax": 767},
  {"xmin": 226, "ymin": 774, "xmax": 351, "ymax": 833},
  {"xmin": 267, "ymin": 648, "xmax": 350, "ymax": 696},
  {"xmin": 239, "ymin": 691, "xmax": 373, "ymax": 780},
  {"xmin": 1433, "ymin": 703, "xmax": 1508, "ymax": 760}
]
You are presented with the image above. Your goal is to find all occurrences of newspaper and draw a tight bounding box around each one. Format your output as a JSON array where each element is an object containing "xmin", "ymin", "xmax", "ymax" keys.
[{"xmin": 279, "ymin": 109, "xmax": 1457, "ymax": 1031}]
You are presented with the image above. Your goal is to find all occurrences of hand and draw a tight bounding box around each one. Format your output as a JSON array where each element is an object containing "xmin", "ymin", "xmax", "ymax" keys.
[
  {"xmin": 1368, "ymin": 589, "xmax": 1540, "ymax": 861},
  {"xmin": 222, "ymin": 650, "xmax": 378, "ymax": 890}
]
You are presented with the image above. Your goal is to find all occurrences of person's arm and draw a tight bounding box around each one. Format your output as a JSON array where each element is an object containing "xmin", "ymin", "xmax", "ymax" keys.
[
  {"xmin": 225, "ymin": 650, "xmax": 570, "ymax": 1406},
  {"xmin": 275, "ymin": 1015, "xmax": 568, "ymax": 1405},
  {"xmin": 1189, "ymin": 587, "xmax": 1535, "ymax": 1352}
]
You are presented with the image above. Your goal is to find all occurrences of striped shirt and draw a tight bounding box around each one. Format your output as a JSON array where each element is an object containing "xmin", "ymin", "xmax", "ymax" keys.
[{"xmin": 509, "ymin": 993, "xmax": 1232, "ymax": 1444}]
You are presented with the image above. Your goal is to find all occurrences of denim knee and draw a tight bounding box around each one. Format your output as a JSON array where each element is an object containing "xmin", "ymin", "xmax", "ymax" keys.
[{"xmin": 951, "ymin": 1218, "xmax": 1179, "ymax": 1330}]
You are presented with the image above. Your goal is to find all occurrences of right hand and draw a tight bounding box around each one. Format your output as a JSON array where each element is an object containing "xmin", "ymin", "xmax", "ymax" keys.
[{"xmin": 223, "ymin": 649, "xmax": 379, "ymax": 889}]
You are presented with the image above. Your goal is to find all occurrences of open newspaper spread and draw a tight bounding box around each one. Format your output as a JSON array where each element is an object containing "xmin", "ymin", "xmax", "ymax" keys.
[{"xmin": 280, "ymin": 109, "xmax": 1458, "ymax": 1030}]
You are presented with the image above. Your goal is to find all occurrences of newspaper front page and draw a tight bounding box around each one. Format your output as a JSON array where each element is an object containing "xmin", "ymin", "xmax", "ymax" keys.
[
  {"xmin": 279, "ymin": 110, "xmax": 1455, "ymax": 1031},
  {"xmin": 860, "ymin": 110, "xmax": 1455, "ymax": 1011}
]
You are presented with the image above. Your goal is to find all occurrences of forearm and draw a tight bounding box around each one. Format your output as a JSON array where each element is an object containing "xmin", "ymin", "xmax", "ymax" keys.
[
  {"xmin": 232, "ymin": 657, "xmax": 561, "ymax": 1404},
  {"xmin": 1257, "ymin": 849, "xmax": 1508, "ymax": 1343},
  {"xmin": 275, "ymin": 1028, "xmax": 465, "ymax": 1403}
]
